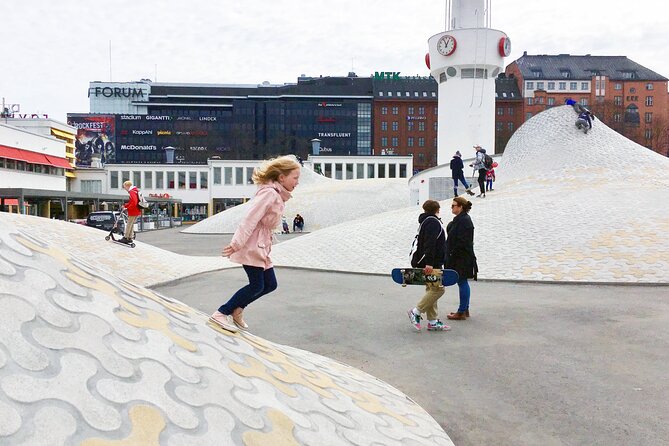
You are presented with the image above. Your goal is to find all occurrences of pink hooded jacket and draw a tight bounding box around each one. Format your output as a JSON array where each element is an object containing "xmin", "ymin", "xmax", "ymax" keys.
[{"xmin": 228, "ymin": 182, "xmax": 292, "ymax": 269}]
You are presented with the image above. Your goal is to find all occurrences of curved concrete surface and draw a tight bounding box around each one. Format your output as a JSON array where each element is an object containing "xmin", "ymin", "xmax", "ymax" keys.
[
  {"xmin": 268, "ymin": 106, "xmax": 669, "ymax": 282},
  {"xmin": 183, "ymin": 164, "xmax": 410, "ymax": 234},
  {"xmin": 0, "ymin": 215, "xmax": 453, "ymax": 445}
]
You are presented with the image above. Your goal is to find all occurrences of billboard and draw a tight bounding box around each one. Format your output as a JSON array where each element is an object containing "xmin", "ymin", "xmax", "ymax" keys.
[{"xmin": 67, "ymin": 115, "xmax": 116, "ymax": 167}]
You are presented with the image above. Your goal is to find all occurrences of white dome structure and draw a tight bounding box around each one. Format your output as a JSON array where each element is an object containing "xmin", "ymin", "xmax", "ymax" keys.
[
  {"xmin": 0, "ymin": 213, "xmax": 453, "ymax": 445},
  {"xmin": 268, "ymin": 106, "xmax": 669, "ymax": 283},
  {"xmin": 184, "ymin": 165, "xmax": 410, "ymax": 234}
]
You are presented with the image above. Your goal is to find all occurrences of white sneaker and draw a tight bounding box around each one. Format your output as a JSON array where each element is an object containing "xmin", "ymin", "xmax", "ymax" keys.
[{"xmin": 209, "ymin": 311, "xmax": 239, "ymax": 333}]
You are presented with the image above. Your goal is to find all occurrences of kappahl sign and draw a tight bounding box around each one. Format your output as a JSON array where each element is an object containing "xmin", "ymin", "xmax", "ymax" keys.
[{"xmin": 88, "ymin": 86, "xmax": 146, "ymax": 98}]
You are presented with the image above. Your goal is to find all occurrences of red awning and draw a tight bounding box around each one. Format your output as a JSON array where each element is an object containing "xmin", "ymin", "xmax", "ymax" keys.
[
  {"xmin": 44, "ymin": 155, "xmax": 73, "ymax": 169},
  {"xmin": 0, "ymin": 144, "xmax": 72, "ymax": 169}
]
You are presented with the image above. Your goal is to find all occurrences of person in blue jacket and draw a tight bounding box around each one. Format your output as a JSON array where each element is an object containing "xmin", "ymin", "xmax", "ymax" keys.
[{"xmin": 450, "ymin": 151, "xmax": 474, "ymax": 197}]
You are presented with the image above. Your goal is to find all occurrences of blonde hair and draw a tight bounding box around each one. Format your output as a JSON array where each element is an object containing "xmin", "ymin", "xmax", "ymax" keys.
[
  {"xmin": 252, "ymin": 155, "xmax": 300, "ymax": 184},
  {"xmin": 122, "ymin": 180, "xmax": 133, "ymax": 188}
]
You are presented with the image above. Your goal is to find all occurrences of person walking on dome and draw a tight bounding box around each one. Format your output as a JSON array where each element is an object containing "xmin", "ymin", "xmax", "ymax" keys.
[
  {"xmin": 450, "ymin": 151, "xmax": 474, "ymax": 197},
  {"xmin": 293, "ymin": 214, "xmax": 304, "ymax": 232},
  {"xmin": 470, "ymin": 145, "xmax": 488, "ymax": 198},
  {"xmin": 485, "ymin": 165, "xmax": 496, "ymax": 192},
  {"xmin": 210, "ymin": 156, "xmax": 301, "ymax": 332},
  {"xmin": 445, "ymin": 196, "xmax": 478, "ymax": 321},
  {"xmin": 406, "ymin": 200, "xmax": 451, "ymax": 332}
]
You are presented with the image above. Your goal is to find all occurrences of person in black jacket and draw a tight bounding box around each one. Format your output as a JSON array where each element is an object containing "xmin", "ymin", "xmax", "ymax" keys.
[
  {"xmin": 450, "ymin": 151, "xmax": 474, "ymax": 197},
  {"xmin": 445, "ymin": 196, "xmax": 478, "ymax": 320},
  {"xmin": 407, "ymin": 200, "xmax": 450, "ymax": 332}
]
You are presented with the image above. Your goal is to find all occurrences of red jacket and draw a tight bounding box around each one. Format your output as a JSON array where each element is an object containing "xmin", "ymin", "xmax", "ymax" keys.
[{"xmin": 123, "ymin": 186, "xmax": 142, "ymax": 216}]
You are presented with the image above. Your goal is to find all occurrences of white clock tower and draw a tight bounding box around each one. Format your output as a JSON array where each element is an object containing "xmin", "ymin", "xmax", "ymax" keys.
[{"xmin": 427, "ymin": 0, "xmax": 510, "ymax": 164}]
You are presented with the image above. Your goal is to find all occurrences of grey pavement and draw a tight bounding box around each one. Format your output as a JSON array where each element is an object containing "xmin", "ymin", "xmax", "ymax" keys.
[{"xmin": 147, "ymin": 231, "xmax": 669, "ymax": 446}]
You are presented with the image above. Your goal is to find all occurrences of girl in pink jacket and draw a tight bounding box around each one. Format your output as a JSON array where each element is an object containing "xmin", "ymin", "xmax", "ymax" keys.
[{"xmin": 210, "ymin": 156, "xmax": 301, "ymax": 332}]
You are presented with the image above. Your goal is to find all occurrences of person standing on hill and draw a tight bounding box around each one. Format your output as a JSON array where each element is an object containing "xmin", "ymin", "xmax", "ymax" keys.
[
  {"xmin": 450, "ymin": 151, "xmax": 474, "ymax": 197},
  {"xmin": 470, "ymin": 145, "xmax": 488, "ymax": 198},
  {"xmin": 121, "ymin": 180, "xmax": 142, "ymax": 244}
]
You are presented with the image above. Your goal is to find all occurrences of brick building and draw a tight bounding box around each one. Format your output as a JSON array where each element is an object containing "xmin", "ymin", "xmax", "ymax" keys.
[
  {"xmin": 372, "ymin": 76, "xmax": 438, "ymax": 172},
  {"xmin": 506, "ymin": 53, "xmax": 669, "ymax": 155}
]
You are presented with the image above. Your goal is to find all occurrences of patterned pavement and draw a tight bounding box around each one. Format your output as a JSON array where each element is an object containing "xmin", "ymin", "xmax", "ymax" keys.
[{"xmin": 0, "ymin": 216, "xmax": 453, "ymax": 445}]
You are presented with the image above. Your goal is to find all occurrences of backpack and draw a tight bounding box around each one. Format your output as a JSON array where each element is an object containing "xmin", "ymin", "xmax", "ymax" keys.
[
  {"xmin": 483, "ymin": 154, "xmax": 494, "ymax": 170},
  {"xmin": 409, "ymin": 216, "xmax": 444, "ymax": 267},
  {"xmin": 136, "ymin": 189, "xmax": 150, "ymax": 210}
]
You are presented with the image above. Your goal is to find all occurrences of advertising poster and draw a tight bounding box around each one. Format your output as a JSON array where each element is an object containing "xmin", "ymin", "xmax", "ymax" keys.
[{"xmin": 66, "ymin": 115, "xmax": 116, "ymax": 167}]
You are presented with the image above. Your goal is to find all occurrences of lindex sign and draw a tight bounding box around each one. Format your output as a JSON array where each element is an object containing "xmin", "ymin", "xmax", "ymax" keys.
[{"xmin": 374, "ymin": 71, "xmax": 401, "ymax": 80}]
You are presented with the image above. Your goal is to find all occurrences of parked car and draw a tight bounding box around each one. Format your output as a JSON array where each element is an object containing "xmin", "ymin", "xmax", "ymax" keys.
[{"xmin": 86, "ymin": 211, "xmax": 123, "ymax": 233}]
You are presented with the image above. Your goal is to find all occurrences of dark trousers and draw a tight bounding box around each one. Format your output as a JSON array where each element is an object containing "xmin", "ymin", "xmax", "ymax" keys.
[
  {"xmin": 218, "ymin": 265, "xmax": 277, "ymax": 315},
  {"xmin": 477, "ymin": 168, "xmax": 487, "ymax": 193}
]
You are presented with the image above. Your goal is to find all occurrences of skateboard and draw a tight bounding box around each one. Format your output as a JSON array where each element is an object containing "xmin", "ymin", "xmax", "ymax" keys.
[{"xmin": 391, "ymin": 268, "xmax": 459, "ymax": 287}]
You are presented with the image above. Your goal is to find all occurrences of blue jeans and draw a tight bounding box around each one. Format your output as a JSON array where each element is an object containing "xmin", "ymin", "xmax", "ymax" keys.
[
  {"xmin": 218, "ymin": 265, "xmax": 277, "ymax": 315},
  {"xmin": 456, "ymin": 278, "xmax": 470, "ymax": 313},
  {"xmin": 453, "ymin": 174, "xmax": 469, "ymax": 189}
]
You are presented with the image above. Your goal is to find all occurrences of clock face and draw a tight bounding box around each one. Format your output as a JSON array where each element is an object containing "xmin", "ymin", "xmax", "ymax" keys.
[
  {"xmin": 437, "ymin": 35, "xmax": 457, "ymax": 56},
  {"xmin": 499, "ymin": 37, "xmax": 511, "ymax": 57}
]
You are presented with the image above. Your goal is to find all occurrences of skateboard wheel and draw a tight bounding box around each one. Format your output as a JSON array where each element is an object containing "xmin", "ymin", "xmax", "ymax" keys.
[
  {"xmin": 105, "ymin": 236, "xmax": 110, "ymax": 241},
  {"xmin": 130, "ymin": 243, "xmax": 136, "ymax": 248}
]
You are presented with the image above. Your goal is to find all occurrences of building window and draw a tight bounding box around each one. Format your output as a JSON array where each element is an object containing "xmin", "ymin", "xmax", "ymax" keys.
[
  {"xmin": 387, "ymin": 91, "xmax": 392, "ymax": 97},
  {"xmin": 381, "ymin": 107, "xmax": 388, "ymax": 115},
  {"xmin": 645, "ymin": 112, "xmax": 652, "ymax": 123},
  {"xmin": 400, "ymin": 164, "xmax": 407, "ymax": 178},
  {"xmin": 381, "ymin": 137, "xmax": 388, "ymax": 146},
  {"xmin": 526, "ymin": 112, "xmax": 532, "ymax": 120},
  {"xmin": 527, "ymin": 97, "xmax": 534, "ymax": 105},
  {"xmin": 434, "ymin": 107, "xmax": 438, "ymax": 115},
  {"xmin": 547, "ymin": 82, "xmax": 555, "ymax": 90},
  {"xmin": 547, "ymin": 97, "xmax": 555, "ymax": 106},
  {"xmin": 378, "ymin": 91, "xmax": 383, "ymax": 97},
  {"xmin": 178, "ymin": 171, "xmax": 186, "ymax": 189},
  {"xmin": 630, "ymin": 87, "xmax": 636, "ymax": 93},
  {"xmin": 167, "ymin": 171, "xmax": 175, "ymax": 189},
  {"xmin": 335, "ymin": 163, "xmax": 343, "ymax": 180},
  {"xmin": 392, "ymin": 121, "xmax": 399, "ymax": 131},
  {"xmin": 388, "ymin": 164, "xmax": 396, "ymax": 178},
  {"xmin": 536, "ymin": 82, "xmax": 544, "ymax": 90},
  {"xmin": 376, "ymin": 164, "xmax": 385, "ymax": 178},
  {"xmin": 213, "ymin": 167, "xmax": 221, "ymax": 184},
  {"xmin": 559, "ymin": 82, "xmax": 566, "ymax": 90},
  {"xmin": 200, "ymin": 171, "xmax": 208, "ymax": 189},
  {"xmin": 408, "ymin": 137, "xmax": 414, "ymax": 147},
  {"xmin": 356, "ymin": 164, "xmax": 364, "ymax": 178},
  {"xmin": 614, "ymin": 96, "xmax": 623, "ymax": 106},
  {"xmin": 408, "ymin": 106, "xmax": 414, "ymax": 115},
  {"xmin": 418, "ymin": 106, "xmax": 425, "ymax": 115},
  {"xmin": 646, "ymin": 83, "xmax": 654, "ymax": 90},
  {"xmin": 155, "ymin": 171, "xmax": 164, "ymax": 189},
  {"xmin": 431, "ymin": 92, "xmax": 436, "ymax": 97},
  {"xmin": 391, "ymin": 137, "xmax": 398, "ymax": 147},
  {"xmin": 570, "ymin": 82, "xmax": 577, "ymax": 90},
  {"xmin": 110, "ymin": 171, "xmax": 119, "ymax": 189},
  {"xmin": 461, "ymin": 68, "xmax": 487, "ymax": 78},
  {"xmin": 497, "ymin": 107, "xmax": 504, "ymax": 115},
  {"xmin": 580, "ymin": 98, "xmax": 588, "ymax": 106},
  {"xmin": 396, "ymin": 91, "xmax": 401, "ymax": 97},
  {"xmin": 508, "ymin": 107, "xmax": 514, "ymax": 115},
  {"xmin": 418, "ymin": 121, "xmax": 425, "ymax": 131},
  {"xmin": 560, "ymin": 70, "xmax": 571, "ymax": 78},
  {"xmin": 367, "ymin": 163, "xmax": 375, "ymax": 178},
  {"xmin": 624, "ymin": 104, "xmax": 640, "ymax": 124},
  {"xmin": 615, "ymin": 83, "xmax": 622, "ymax": 90},
  {"xmin": 133, "ymin": 171, "xmax": 141, "ymax": 188},
  {"xmin": 526, "ymin": 81, "xmax": 534, "ymax": 90},
  {"xmin": 81, "ymin": 180, "xmax": 102, "ymax": 194},
  {"xmin": 224, "ymin": 167, "xmax": 232, "ymax": 184},
  {"xmin": 538, "ymin": 97, "xmax": 545, "ymax": 104},
  {"xmin": 418, "ymin": 137, "xmax": 425, "ymax": 147},
  {"xmin": 235, "ymin": 167, "xmax": 243, "ymax": 185},
  {"xmin": 405, "ymin": 92, "xmax": 410, "ymax": 97},
  {"xmin": 381, "ymin": 121, "xmax": 387, "ymax": 131},
  {"xmin": 346, "ymin": 163, "xmax": 354, "ymax": 179},
  {"xmin": 433, "ymin": 122, "xmax": 438, "ymax": 131},
  {"xmin": 646, "ymin": 96, "xmax": 653, "ymax": 106},
  {"xmin": 189, "ymin": 172, "xmax": 197, "ymax": 189},
  {"xmin": 392, "ymin": 106, "xmax": 399, "ymax": 115},
  {"xmin": 508, "ymin": 122, "xmax": 514, "ymax": 131},
  {"xmin": 407, "ymin": 121, "xmax": 414, "ymax": 131},
  {"xmin": 614, "ymin": 113, "xmax": 622, "ymax": 123},
  {"xmin": 144, "ymin": 171, "xmax": 153, "ymax": 189},
  {"xmin": 246, "ymin": 167, "xmax": 254, "ymax": 184},
  {"xmin": 496, "ymin": 122, "xmax": 503, "ymax": 131},
  {"xmin": 581, "ymin": 82, "xmax": 589, "ymax": 90},
  {"xmin": 645, "ymin": 129, "xmax": 652, "ymax": 139}
]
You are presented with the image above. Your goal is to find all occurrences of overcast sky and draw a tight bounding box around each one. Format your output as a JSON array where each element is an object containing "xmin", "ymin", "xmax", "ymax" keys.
[{"xmin": 1, "ymin": 0, "xmax": 666, "ymax": 122}]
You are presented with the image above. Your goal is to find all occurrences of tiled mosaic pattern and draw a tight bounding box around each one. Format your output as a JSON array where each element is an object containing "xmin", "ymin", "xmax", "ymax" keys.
[
  {"xmin": 184, "ymin": 166, "xmax": 411, "ymax": 233},
  {"xmin": 0, "ymin": 220, "xmax": 453, "ymax": 445},
  {"xmin": 0, "ymin": 212, "xmax": 230, "ymax": 287},
  {"xmin": 269, "ymin": 106, "xmax": 669, "ymax": 283}
]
